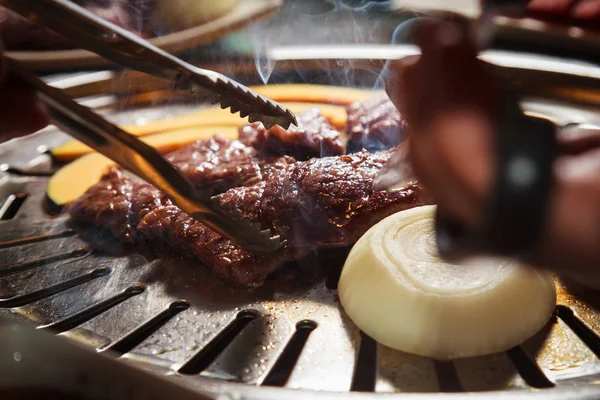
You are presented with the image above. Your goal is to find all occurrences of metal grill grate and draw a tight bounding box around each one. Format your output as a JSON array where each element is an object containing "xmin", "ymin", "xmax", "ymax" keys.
[{"xmin": 2, "ymin": 98, "xmax": 600, "ymax": 400}]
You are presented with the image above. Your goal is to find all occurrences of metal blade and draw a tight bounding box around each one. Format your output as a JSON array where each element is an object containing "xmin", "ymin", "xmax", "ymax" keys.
[{"xmin": 179, "ymin": 68, "xmax": 298, "ymax": 130}]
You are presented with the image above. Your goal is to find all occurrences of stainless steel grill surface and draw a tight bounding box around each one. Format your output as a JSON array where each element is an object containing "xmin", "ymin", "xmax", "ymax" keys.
[{"xmin": 2, "ymin": 64, "xmax": 600, "ymax": 399}]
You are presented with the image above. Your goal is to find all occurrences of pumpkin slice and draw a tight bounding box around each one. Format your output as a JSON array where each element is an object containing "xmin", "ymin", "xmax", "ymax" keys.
[
  {"xmin": 48, "ymin": 126, "xmax": 237, "ymax": 205},
  {"xmin": 123, "ymin": 102, "xmax": 348, "ymax": 136},
  {"xmin": 52, "ymin": 102, "xmax": 348, "ymax": 161},
  {"xmin": 52, "ymin": 125, "xmax": 238, "ymax": 163},
  {"xmin": 250, "ymin": 84, "xmax": 376, "ymax": 106},
  {"xmin": 47, "ymin": 152, "xmax": 114, "ymax": 207}
]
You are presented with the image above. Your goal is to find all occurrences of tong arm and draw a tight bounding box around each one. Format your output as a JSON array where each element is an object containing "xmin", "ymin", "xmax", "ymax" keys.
[
  {"xmin": 0, "ymin": 0, "xmax": 297, "ymax": 130},
  {"xmin": 8, "ymin": 59, "xmax": 282, "ymax": 254}
]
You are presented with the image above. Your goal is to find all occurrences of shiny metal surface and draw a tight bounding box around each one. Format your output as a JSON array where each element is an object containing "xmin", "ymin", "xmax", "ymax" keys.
[{"xmin": 2, "ymin": 65, "xmax": 600, "ymax": 399}]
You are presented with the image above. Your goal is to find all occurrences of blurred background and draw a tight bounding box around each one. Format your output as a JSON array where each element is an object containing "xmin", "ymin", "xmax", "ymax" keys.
[{"xmin": 0, "ymin": 0, "xmax": 477, "ymax": 85}]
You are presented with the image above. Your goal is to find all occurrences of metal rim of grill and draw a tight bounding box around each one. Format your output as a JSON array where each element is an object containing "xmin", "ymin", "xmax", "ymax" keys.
[{"xmin": 2, "ymin": 52, "xmax": 600, "ymax": 399}]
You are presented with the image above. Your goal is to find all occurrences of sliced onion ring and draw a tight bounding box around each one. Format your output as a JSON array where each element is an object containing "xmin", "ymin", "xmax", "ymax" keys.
[{"xmin": 339, "ymin": 205, "xmax": 556, "ymax": 360}]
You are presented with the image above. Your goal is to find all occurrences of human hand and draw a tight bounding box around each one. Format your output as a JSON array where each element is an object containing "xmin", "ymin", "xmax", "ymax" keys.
[
  {"xmin": 386, "ymin": 17, "xmax": 600, "ymax": 286},
  {"xmin": 0, "ymin": 46, "xmax": 50, "ymax": 143}
]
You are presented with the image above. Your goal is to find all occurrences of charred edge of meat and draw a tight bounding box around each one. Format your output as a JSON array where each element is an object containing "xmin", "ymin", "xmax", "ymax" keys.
[
  {"xmin": 346, "ymin": 95, "xmax": 408, "ymax": 153},
  {"xmin": 69, "ymin": 149, "xmax": 432, "ymax": 287},
  {"xmin": 239, "ymin": 108, "xmax": 344, "ymax": 160}
]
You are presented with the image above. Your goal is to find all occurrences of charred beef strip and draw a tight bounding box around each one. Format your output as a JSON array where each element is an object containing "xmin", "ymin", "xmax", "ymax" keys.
[
  {"xmin": 69, "ymin": 149, "xmax": 431, "ymax": 286},
  {"xmin": 346, "ymin": 95, "xmax": 408, "ymax": 153},
  {"xmin": 67, "ymin": 135, "xmax": 293, "ymax": 244},
  {"xmin": 69, "ymin": 167, "xmax": 138, "ymax": 244},
  {"xmin": 239, "ymin": 108, "xmax": 344, "ymax": 160},
  {"xmin": 165, "ymin": 134, "xmax": 295, "ymax": 193}
]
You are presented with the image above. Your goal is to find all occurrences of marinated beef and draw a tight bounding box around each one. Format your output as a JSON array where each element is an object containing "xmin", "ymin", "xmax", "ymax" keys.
[
  {"xmin": 69, "ymin": 168, "xmax": 137, "ymax": 244},
  {"xmin": 165, "ymin": 134, "xmax": 294, "ymax": 192},
  {"xmin": 239, "ymin": 108, "xmax": 344, "ymax": 160},
  {"xmin": 68, "ymin": 135, "xmax": 294, "ymax": 244},
  {"xmin": 346, "ymin": 95, "xmax": 407, "ymax": 153},
  {"xmin": 69, "ymin": 149, "xmax": 431, "ymax": 286}
]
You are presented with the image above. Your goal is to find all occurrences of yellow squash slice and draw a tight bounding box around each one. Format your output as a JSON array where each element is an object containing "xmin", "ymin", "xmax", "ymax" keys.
[
  {"xmin": 52, "ymin": 125, "xmax": 238, "ymax": 162},
  {"xmin": 48, "ymin": 126, "xmax": 237, "ymax": 205},
  {"xmin": 47, "ymin": 153, "xmax": 114, "ymax": 207},
  {"xmin": 251, "ymin": 84, "xmax": 375, "ymax": 106},
  {"xmin": 52, "ymin": 102, "xmax": 348, "ymax": 161}
]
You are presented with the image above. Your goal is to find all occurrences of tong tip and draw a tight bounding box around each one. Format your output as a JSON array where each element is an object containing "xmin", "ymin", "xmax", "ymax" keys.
[
  {"xmin": 191, "ymin": 72, "xmax": 297, "ymax": 131},
  {"xmin": 203, "ymin": 197, "xmax": 285, "ymax": 254}
]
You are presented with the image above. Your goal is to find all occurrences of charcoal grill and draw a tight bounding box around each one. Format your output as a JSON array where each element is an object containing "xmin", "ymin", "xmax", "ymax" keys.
[{"xmin": 2, "ymin": 49, "xmax": 600, "ymax": 400}]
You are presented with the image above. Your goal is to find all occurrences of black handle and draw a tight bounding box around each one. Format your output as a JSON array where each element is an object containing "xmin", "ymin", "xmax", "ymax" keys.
[{"xmin": 436, "ymin": 93, "xmax": 558, "ymax": 260}]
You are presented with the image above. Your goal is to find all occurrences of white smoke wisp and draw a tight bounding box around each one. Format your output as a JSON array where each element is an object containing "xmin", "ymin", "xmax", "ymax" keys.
[{"xmin": 249, "ymin": 0, "xmax": 394, "ymax": 87}]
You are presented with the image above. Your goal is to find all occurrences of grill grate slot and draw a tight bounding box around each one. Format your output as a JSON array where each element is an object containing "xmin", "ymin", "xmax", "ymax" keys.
[
  {"xmin": 434, "ymin": 361, "xmax": 464, "ymax": 392},
  {"xmin": 556, "ymin": 305, "xmax": 600, "ymax": 358},
  {"xmin": 262, "ymin": 320, "xmax": 318, "ymax": 387},
  {"xmin": 323, "ymin": 247, "xmax": 351, "ymax": 290},
  {"xmin": 350, "ymin": 331, "xmax": 377, "ymax": 392},
  {"xmin": 0, "ymin": 248, "xmax": 90, "ymax": 278},
  {"xmin": 178, "ymin": 310, "xmax": 258, "ymax": 375},
  {"xmin": 38, "ymin": 284, "xmax": 145, "ymax": 333},
  {"xmin": 0, "ymin": 229, "xmax": 76, "ymax": 250},
  {"xmin": 3, "ymin": 166, "xmax": 53, "ymax": 177},
  {"xmin": 506, "ymin": 346, "xmax": 555, "ymax": 389},
  {"xmin": 100, "ymin": 300, "xmax": 190, "ymax": 355},
  {"xmin": 0, "ymin": 193, "xmax": 28, "ymax": 220},
  {"xmin": 0, "ymin": 266, "xmax": 111, "ymax": 308}
]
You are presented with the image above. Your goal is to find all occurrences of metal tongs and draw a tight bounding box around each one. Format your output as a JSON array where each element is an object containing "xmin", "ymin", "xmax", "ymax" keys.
[{"xmin": 2, "ymin": 0, "xmax": 298, "ymax": 253}]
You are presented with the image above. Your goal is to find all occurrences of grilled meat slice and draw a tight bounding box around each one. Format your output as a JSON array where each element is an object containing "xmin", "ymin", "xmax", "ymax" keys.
[
  {"xmin": 69, "ymin": 167, "xmax": 137, "ymax": 244},
  {"xmin": 239, "ymin": 108, "xmax": 344, "ymax": 160},
  {"xmin": 165, "ymin": 134, "xmax": 295, "ymax": 192},
  {"xmin": 346, "ymin": 95, "xmax": 407, "ymax": 153},
  {"xmin": 69, "ymin": 149, "xmax": 431, "ymax": 286},
  {"xmin": 69, "ymin": 135, "xmax": 293, "ymax": 243}
]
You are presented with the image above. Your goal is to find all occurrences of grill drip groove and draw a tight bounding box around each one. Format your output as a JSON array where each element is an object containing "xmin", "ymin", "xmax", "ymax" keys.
[
  {"xmin": 434, "ymin": 361, "xmax": 464, "ymax": 392},
  {"xmin": 506, "ymin": 346, "xmax": 555, "ymax": 388},
  {"xmin": 3, "ymin": 166, "xmax": 54, "ymax": 177},
  {"xmin": 0, "ymin": 248, "xmax": 90, "ymax": 278},
  {"xmin": 556, "ymin": 305, "xmax": 600, "ymax": 358},
  {"xmin": 38, "ymin": 284, "xmax": 146, "ymax": 333},
  {"xmin": 0, "ymin": 266, "xmax": 111, "ymax": 308},
  {"xmin": 178, "ymin": 310, "xmax": 258, "ymax": 375},
  {"xmin": 0, "ymin": 229, "xmax": 76, "ymax": 250},
  {"xmin": 0, "ymin": 193, "xmax": 28, "ymax": 220},
  {"xmin": 262, "ymin": 320, "xmax": 318, "ymax": 387},
  {"xmin": 101, "ymin": 300, "xmax": 191, "ymax": 355},
  {"xmin": 351, "ymin": 332, "xmax": 378, "ymax": 392}
]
